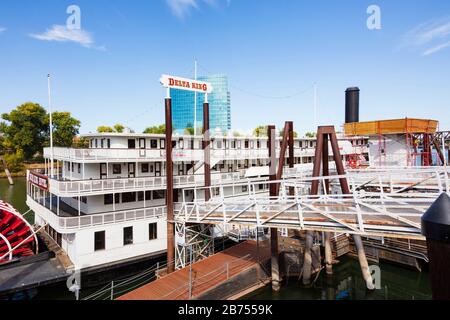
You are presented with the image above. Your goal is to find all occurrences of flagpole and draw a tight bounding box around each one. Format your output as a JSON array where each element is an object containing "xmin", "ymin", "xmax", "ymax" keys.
[{"xmin": 47, "ymin": 74, "xmax": 54, "ymax": 178}]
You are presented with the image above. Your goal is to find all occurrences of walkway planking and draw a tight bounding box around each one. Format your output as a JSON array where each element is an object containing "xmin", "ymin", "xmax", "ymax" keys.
[{"xmin": 117, "ymin": 240, "xmax": 270, "ymax": 300}]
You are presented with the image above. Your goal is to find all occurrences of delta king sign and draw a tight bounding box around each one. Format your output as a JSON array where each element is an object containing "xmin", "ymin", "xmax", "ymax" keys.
[{"xmin": 160, "ymin": 74, "xmax": 213, "ymax": 94}]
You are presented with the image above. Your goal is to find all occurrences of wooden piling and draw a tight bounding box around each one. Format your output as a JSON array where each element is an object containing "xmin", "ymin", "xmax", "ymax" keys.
[
  {"xmin": 302, "ymin": 231, "xmax": 314, "ymax": 285},
  {"xmin": 324, "ymin": 232, "xmax": 333, "ymax": 275},
  {"xmin": 0, "ymin": 157, "xmax": 14, "ymax": 185},
  {"xmin": 353, "ymin": 235, "xmax": 375, "ymax": 290}
]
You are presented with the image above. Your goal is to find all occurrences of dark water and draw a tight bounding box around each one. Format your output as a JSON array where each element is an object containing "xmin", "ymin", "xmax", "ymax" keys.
[
  {"xmin": 1, "ymin": 177, "xmax": 433, "ymax": 300},
  {"xmin": 244, "ymin": 256, "xmax": 432, "ymax": 300}
]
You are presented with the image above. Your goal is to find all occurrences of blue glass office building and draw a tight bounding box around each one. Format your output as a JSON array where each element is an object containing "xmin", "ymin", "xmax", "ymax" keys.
[{"xmin": 170, "ymin": 74, "xmax": 231, "ymax": 133}]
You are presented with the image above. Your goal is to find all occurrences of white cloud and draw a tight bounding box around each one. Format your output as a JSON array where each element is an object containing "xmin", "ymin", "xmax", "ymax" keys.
[
  {"xmin": 30, "ymin": 25, "xmax": 104, "ymax": 50},
  {"xmin": 166, "ymin": 0, "xmax": 230, "ymax": 19},
  {"xmin": 402, "ymin": 17, "xmax": 450, "ymax": 56},
  {"xmin": 0, "ymin": 27, "xmax": 6, "ymax": 33},
  {"xmin": 423, "ymin": 40, "xmax": 450, "ymax": 56}
]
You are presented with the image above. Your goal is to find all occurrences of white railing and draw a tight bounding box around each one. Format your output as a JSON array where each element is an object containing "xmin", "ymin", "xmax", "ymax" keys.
[
  {"xmin": 27, "ymin": 196, "xmax": 175, "ymax": 232},
  {"xmin": 47, "ymin": 172, "xmax": 243, "ymax": 196},
  {"xmin": 43, "ymin": 146, "xmax": 359, "ymax": 162}
]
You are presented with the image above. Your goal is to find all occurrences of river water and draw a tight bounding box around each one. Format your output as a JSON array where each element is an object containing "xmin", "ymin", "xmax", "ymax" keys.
[{"xmin": 0, "ymin": 177, "xmax": 432, "ymax": 300}]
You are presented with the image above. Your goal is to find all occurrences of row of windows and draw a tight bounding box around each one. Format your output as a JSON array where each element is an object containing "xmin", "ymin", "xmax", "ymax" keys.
[
  {"xmin": 104, "ymin": 190, "xmax": 166, "ymax": 205},
  {"xmin": 89, "ymin": 137, "xmax": 322, "ymax": 151},
  {"xmin": 94, "ymin": 223, "xmax": 157, "ymax": 251}
]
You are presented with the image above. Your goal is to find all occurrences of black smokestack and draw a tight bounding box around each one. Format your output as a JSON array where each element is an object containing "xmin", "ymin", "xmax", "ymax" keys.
[{"xmin": 345, "ymin": 87, "xmax": 360, "ymax": 123}]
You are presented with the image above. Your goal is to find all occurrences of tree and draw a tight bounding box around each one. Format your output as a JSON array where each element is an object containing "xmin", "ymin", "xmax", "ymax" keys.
[
  {"xmin": 253, "ymin": 125, "xmax": 268, "ymax": 137},
  {"xmin": 114, "ymin": 124, "xmax": 125, "ymax": 133},
  {"xmin": 97, "ymin": 126, "xmax": 115, "ymax": 133},
  {"xmin": 184, "ymin": 123, "xmax": 194, "ymax": 135},
  {"xmin": 49, "ymin": 112, "xmax": 81, "ymax": 147},
  {"xmin": 305, "ymin": 132, "xmax": 316, "ymax": 138},
  {"xmin": 72, "ymin": 136, "xmax": 89, "ymax": 148},
  {"xmin": 1, "ymin": 102, "xmax": 48, "ymax": 160},
  {"xmin": 143, "ymin": 124, "xmax": 166, "ymax": 134}
]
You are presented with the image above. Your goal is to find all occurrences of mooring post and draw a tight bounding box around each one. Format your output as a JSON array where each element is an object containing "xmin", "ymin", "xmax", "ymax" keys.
[
  {"xmin": 422, "ymin": 193, "xmax": 450, "ymax": 300},
  {"xmin": 353, "ymin": 235, "xmax": 375, "ymax": 290},
  {"xmin": 268, "ymin": 125, "xmax": 280, "ymax": 292},
  {"xmin": 324, "ymin": 232, "xmax": 333, "ymax": 275},
  {"xmin": 165, "ymin": 97, "xmax": 175, "ymax": 274},
  {"xmin": 0, "ymin": 157, "xmax": 14, "ymax": 185},
  {"xmin": 302, "ymin": 231, "xmax": 314, "ymax": 285}
]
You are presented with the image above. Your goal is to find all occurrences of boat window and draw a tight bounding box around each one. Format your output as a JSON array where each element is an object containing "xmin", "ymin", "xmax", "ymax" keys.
[
  {"xmin": 107, "ymin": 139, "xmax": 111, "ymax": 148},
  {"xmin": 123, "ymin": 227, "xmax": 133, "ymax": 246},
  {"xmin": 78, "ymin": 163, "xmax": 81, "ymax": 174},
  {"xmin": 145, "ymin": 191, "xmax": 152, "ymax": 201},
  {"xmin": 160, "ymin": 139, "xmax": 165, "ymax": 149},
  {"xmin": 104, "ymin": 194, "xmax": 113, "ymax": 205},
  {"xmin": 150, "ymin": 139, "xmax": 158, "ymax": 149},
  {"xmin": 122, "ymin": 192, "xmax": 136, "ymax": 203},
  {"xmin": 149, "ymin": 223, "xmax": 157, "ymax": 240},
  {"xmin": 113, "ymin": 164, "xmax": 121, "ymax": 174},
  {"xmin": 101, "ymin": 139, "xmax": 104, "ymax": 148},
  {"xmin": 153, "ymin": 190, "xmax": 165, "ymax": 200},
  {"xmin": 128, "ymin": 139, "xmax": 136, "ymax": 149},
  {"xmin": 142, "ymin": 163, "xmax": 149, "ymax": 173},
  {"xmin": 137, "ymin": 191, "xmax": 144, "ymax": 201},
  {"xmin": 95, "ymin": 139, "xmax": 98, "ymax": 148},
  {"xmin": 245, "ymin": 140, "xmax": 249, "ymax": 149},
  {"xmin": 94, "ymin": 231, "xmax": 105, "ymax": 251},
  {"xmin": 217, "ymin": 140, "xmax": 223, "ymax": 149}
]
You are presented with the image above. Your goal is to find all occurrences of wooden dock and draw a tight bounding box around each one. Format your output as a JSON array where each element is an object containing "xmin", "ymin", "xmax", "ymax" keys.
[{"xmin": 117, "ymin": 240, "xmax": 270, "ymax": 300}]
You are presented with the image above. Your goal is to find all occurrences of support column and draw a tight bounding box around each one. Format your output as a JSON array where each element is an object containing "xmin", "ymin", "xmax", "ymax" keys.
[
  {"xmin": 302, "ymin": 231, "xmax": 314, "ymax": 285},
  {"xmin": 165, "ymin": 97, "xmax": 175, "ymax": 274},
  {"xmin": 324, "ymin": 232, "xmax": 333, "ymax": 275},
  {"xmin": 203, "ymin": 101, "xmax": 211, "ymax": 201},
  {"xmin": 422, "ymin": 193, "xmax": 450, "ymax": 300},
  {"xmin": 353, "ymin": 235, "xmax": 375, "ymax": 290},
  {"xmin": 268, "ymin": 125, "xmax": 280, "ymax": 292},
  {"xmin": 288, "ymin": 122, "xmax": 295, "ymax": 197}
]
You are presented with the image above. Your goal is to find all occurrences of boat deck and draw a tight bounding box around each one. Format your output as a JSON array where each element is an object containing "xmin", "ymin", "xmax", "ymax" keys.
[{"xmin": 117, "ymin": 240, "xmax": 270, "ymax": 300}]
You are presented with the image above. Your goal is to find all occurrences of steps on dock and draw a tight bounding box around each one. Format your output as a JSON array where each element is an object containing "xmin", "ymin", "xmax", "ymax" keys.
[{"xmin": 37, "ymin": 229, "xmax": 74, "ymax": 272}]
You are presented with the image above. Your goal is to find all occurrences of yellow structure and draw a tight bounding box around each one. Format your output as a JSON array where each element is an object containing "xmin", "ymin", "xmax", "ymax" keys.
[{"xmin": 344, "ymin": 118, "xmax": 438, "ymax": 136}]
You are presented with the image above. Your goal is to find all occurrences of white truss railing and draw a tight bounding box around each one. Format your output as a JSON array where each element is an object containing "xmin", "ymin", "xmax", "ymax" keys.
[{"xmin": 176, "ymin": 170, "xmax": 450, "ymax": 240}]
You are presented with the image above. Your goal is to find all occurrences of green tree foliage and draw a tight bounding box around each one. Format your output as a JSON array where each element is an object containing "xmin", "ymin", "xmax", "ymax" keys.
[
  {"xmin": 97, "ymin": 126, "xmax": 115, "ymax": 133},
  {"xmin": 113, "ymin": 124, "xmax": 125, "ymax": 133},
  {"xmin": 50, "ymin": 112, "xmax": 81, "ymax": 147},
  {"xmin": 143, "ymin": 124, "xmax": 166, "ymax": 134},
  {"xmin": 305, "ymin": 132, "xmax": 316, "ymax": 138},
  {"xmin": 1, "ymin": 102, "xmax": 48, "ymax": 159},
  {"xmin": 253, "ymin": 125, "xmax": 268, "ymax": 137},
  {"xmin": 184, "ymin": 123, "xmax": 194, "ymax": 135},
  {"xmin": 2, "ymin": 150, "xmax": 24, "ymax": 173},
  {"xmin": 72, "ymin": 136, "xmax": 89, "ymax": 148}
]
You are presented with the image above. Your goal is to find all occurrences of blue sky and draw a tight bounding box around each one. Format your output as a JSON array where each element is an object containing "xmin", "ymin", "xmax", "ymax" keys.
[{"xmin": 1, "ymin": 0, "xmax": 450, "ymax": 134}]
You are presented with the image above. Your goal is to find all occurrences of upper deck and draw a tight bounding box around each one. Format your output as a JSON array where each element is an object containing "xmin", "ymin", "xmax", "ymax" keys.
[{"xmin": 43, "ymin": 132, "xmax": 368, "ymax": 163}]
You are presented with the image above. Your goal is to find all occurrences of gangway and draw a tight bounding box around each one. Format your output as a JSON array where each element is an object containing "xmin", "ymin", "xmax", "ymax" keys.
[{"xmin": 175, "ymin": 173, "xmax": 449, "ymax": 240}]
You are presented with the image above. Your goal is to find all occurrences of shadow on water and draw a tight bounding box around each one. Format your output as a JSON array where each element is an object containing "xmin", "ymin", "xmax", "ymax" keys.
[{"xmin": 244, "ymin": 256, "xmax": 432, "ymax": 300}]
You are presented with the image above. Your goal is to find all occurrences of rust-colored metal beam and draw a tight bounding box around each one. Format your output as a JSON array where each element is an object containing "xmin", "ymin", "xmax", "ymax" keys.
[
  {"xmin": 267, "ymin": 124, "xmax": 280, "ymax": 292},
  {"xmin": 165, "ymin": 98, "xmax": 175, "ymax": 274},
  {"xmin": 288, "ymin": 122, "xmax": 295, "ymax": 196},
  {"xmin": 203, "ymin": 102, "xmax": 211, "ymax": 201},
  {"xmin": 276, "ymin": 122, "xmax": 290, "ymax": 181}
]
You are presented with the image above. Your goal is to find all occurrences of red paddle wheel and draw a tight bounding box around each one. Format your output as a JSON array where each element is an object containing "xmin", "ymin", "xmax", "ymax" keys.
[{"xmin": 0, "ymin": 200, "xmax": 38, "ymax": 264}]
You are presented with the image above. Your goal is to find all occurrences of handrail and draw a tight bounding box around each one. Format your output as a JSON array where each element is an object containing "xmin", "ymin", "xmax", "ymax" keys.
[{"xmin": 27, "ymin": 196, "xmax": 173, "ymax": 231}]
